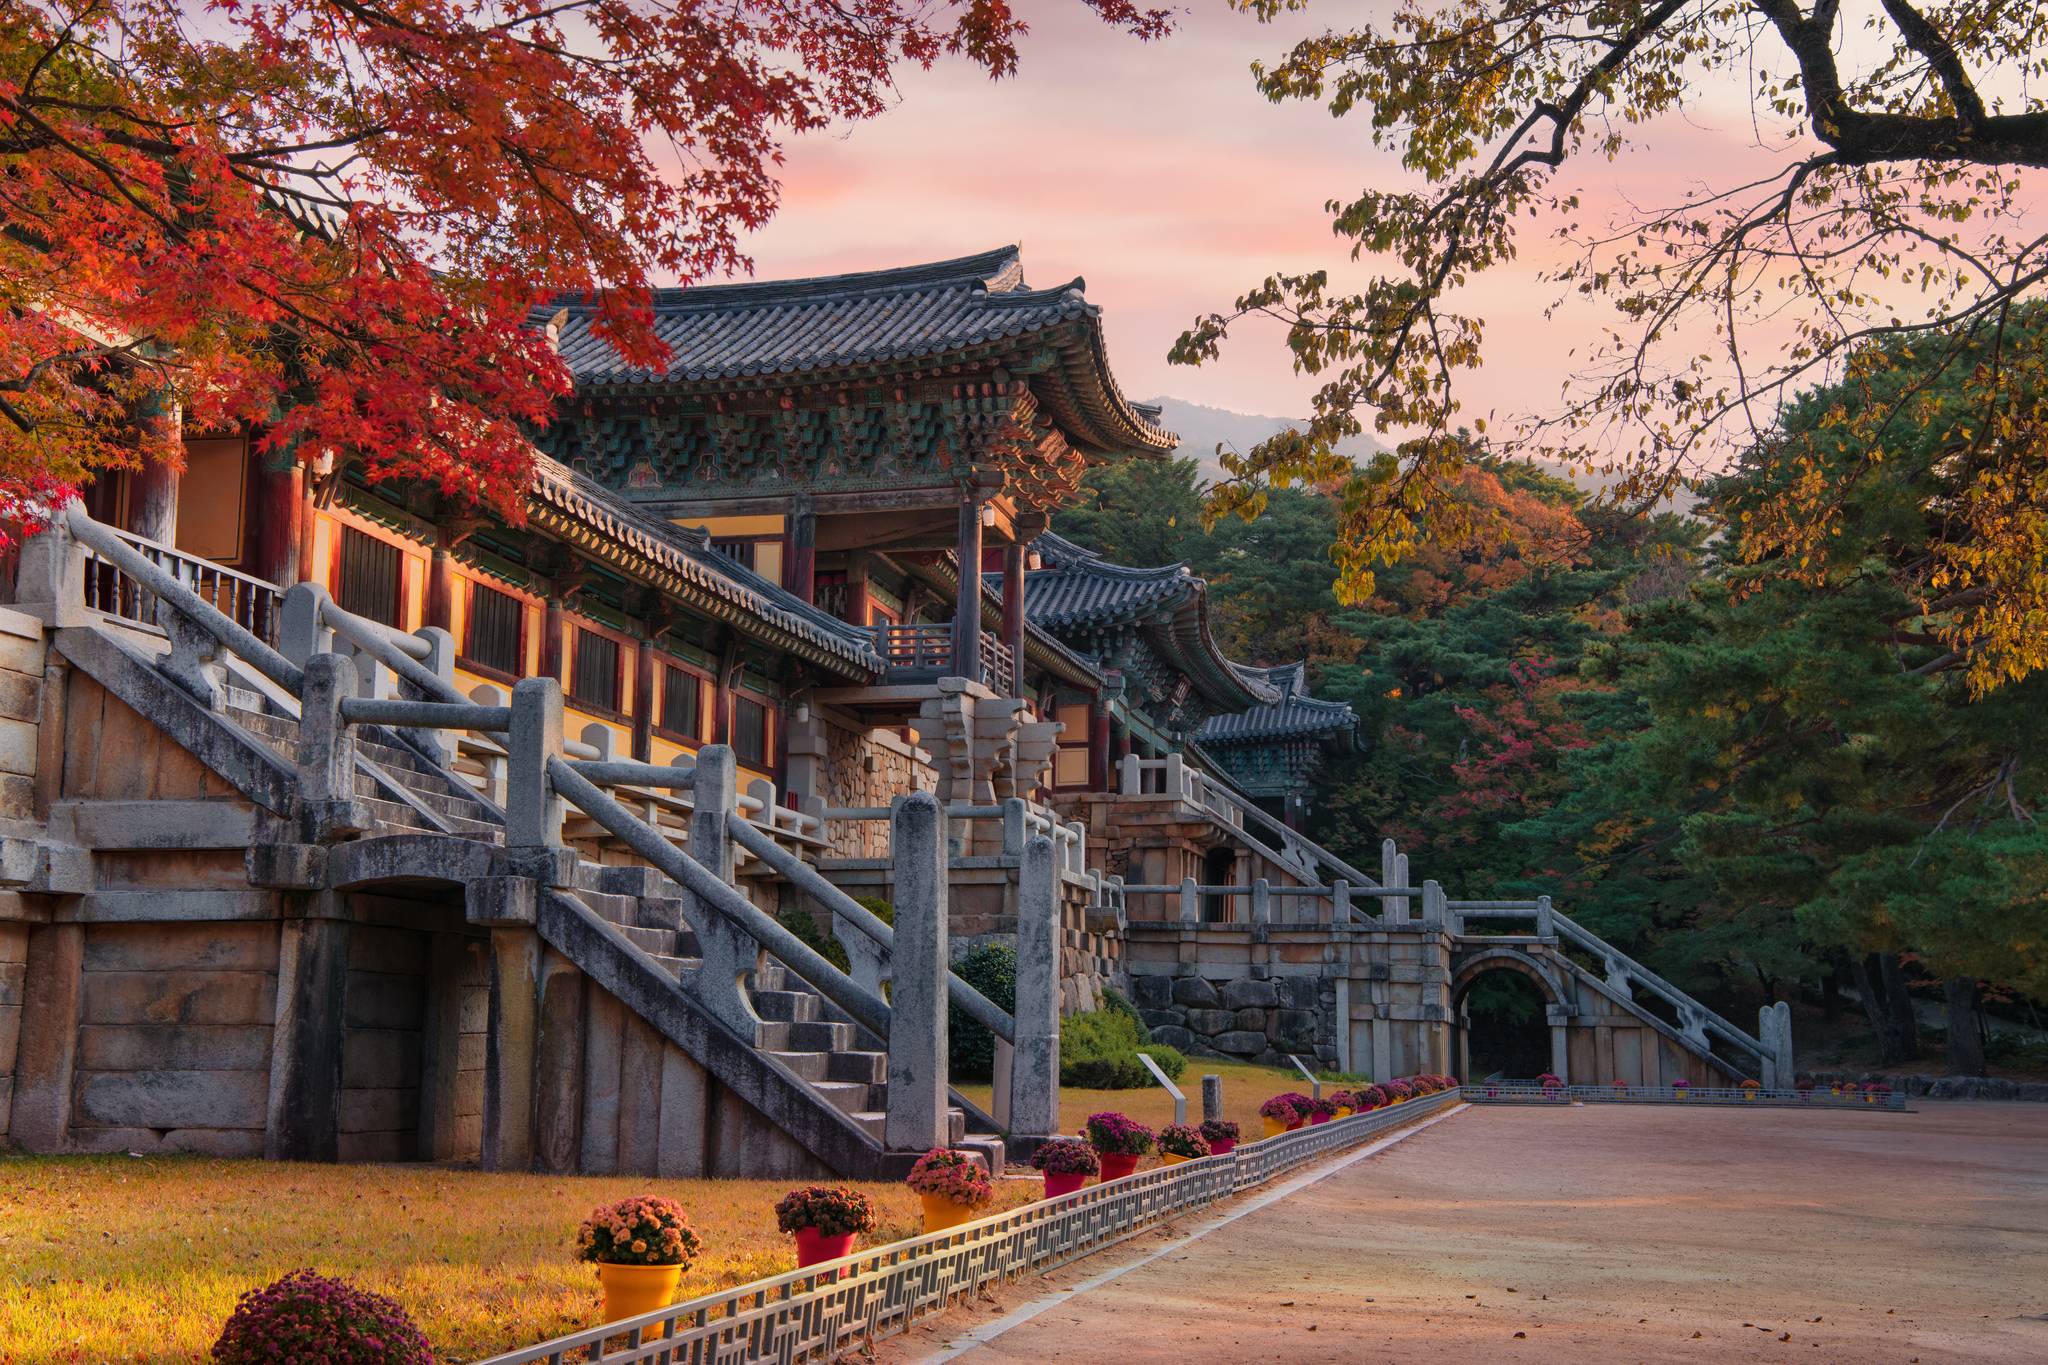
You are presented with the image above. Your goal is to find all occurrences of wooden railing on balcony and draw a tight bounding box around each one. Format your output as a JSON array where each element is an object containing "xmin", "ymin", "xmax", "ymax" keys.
[
  {"xmin": 873, "ymin": 622, "xmax": 1015, "ymax": 696},
  {"xmin": 81, "ymin": 527, "xmax": 283, "ymax": 647}
]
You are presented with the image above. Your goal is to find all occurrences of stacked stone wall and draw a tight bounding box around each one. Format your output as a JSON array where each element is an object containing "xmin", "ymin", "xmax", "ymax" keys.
[
  {"xmin": 0, "ymin": 922, "xmax": 24, "ymax": 1135},
  {"xmin": 1128, "ymin": 971, "xmax": 1326, "ymax": 1068},
  {"xmin": 814, "ymin": 715, "xmax": 934, "ymax": 859}
]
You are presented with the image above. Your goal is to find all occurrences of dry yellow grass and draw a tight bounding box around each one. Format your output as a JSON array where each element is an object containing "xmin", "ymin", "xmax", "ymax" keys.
[
  {"xmin": 0, "ymin": 1155, "xmax": 1037, "ymax": 1365},
  {"xmin": 957, "ymin": 1056, "xmax": 1319, "ymax": 1148}
]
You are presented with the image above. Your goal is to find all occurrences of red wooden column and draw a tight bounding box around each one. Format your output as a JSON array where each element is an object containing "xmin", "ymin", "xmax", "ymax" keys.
[
  {"xmin": 127, "ymin": 393, "xmax": 181, "ymax": 544},
  {"xmin": 1000, "ymin": 542, "xmax": 1025, "ymax": 697},
  {"xmin": 953, "ymin": 489, "xmax": 985, "ymax": 683},
  {"xmin": 1089, "ymin": 699, "xmax": 1112, "ymax": 791},
  {"xmin": 540, "ymin": 597, "xmax": 566, "ymax": 683},
  {"xmin": 425, "ymin": 536, "xmax": 455, "ymax": 635},
  {"xmin": 786, "ymin": 495, "xmax": 816, "ymax": 604},
  {"xmin": 632, "ymin": 635, "xmax": 656, "ymax": 761},
  {"xmin": 251, "ymin": 454, "xmax": 302, "ymax": 587}
]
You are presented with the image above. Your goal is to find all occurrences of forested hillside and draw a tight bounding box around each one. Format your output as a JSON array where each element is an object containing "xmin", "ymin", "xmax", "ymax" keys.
[{"xmin": 1061, "ymin": 319, "xmax": 2048, "ymax": 1077}]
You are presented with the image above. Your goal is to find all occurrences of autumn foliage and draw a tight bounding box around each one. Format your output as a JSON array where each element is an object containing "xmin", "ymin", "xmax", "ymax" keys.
[{"xmin": 0, "ymin": 0, "xmax": 1168, "ymax": 535}]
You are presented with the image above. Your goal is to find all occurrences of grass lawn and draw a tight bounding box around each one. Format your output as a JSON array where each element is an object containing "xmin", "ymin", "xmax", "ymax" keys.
[
  {"xmin": 956, "ymin": 1056, "xmax": 1320, "ymax": 1147},
  {"xmin": 0, "ymin": 1156, "xmax": 1039, "ymax": 1365}
]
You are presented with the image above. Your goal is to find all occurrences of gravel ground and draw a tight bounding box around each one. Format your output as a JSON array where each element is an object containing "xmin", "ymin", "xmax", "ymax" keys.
[{"xmin": 881, "ymin": 1101, "xmax": 2048, "ymax": 1364}]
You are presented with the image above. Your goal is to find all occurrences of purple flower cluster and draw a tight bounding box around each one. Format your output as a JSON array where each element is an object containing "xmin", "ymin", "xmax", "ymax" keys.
[
  {"xmin": 1083, "ymin": 1110, "xmax": 1155, "ymax": 1156},
  {"xmin": 1031, "ymin": 1137, "xmax": 1101, "ymax": 1176},
  {"xmin": 1198, "ymin": 1118, "xmax": 1240, "ymax": 1144},
  {"xmin": 211, "ymin": 1269, "xmax": 432, "ymax": 1365},
  {"xmin": 1158, "ymin": 1123, "xmax": 1211, "ymax": 1158},
  {"xmin": 906, "ymin": 1148, "xmax": 994, "ymax": 1207},
  {"xmin": 576, "ymin": 1196, "xmax": 702, "ymax": 1267},
  {"xmin": 775, "ymin": 1185, "xmax": 877, "ymax": 1238},
  {"xmin": 1257, "ymin": 1092, "xmax": 1308, "ymax": 1122}
]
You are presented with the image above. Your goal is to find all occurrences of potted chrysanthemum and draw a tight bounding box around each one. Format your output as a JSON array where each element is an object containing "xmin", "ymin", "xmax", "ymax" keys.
[
  {"xmin": 1258, "ymin": 1094, "xmax": 1301, "ymax": 1138},
  {"xmin": 1157, "ymin": 1123, "xmax": 1211, "ymax": 1165},
  {"xmin": 907, "ymin": 1148, "xmax": 994, "ymax": 1232},
  {"xmin": 577, "ymin": 1196, "xmax": 702, "ymax": 1331},
  {"xmin": 1327, "ymin": 1089, "xmax": 1358, "ymax": 1117},
  {"xmin": 212, "ymin": 1270, "xmax": 432, "ymax": 1365},
  {"xmin": 1740, "ymin": 1078, "xmax": 1762, "ymax": 1101},
  {"xmin": 1536, "ymin": 1072, "xmax": 1563, "ymax": 1094},
  {"xmin": 1085, "ymin": 1111, "xmax": 1155, "ymax": 1180},
  {"xmin": 1199, "ymin": 1118, "xmax": 1241, "ymax": 1154},
  {"xmin": 776, "ymin": 1185, "xmax": 877, "ymax": 1268},
  {"xmin": 1306, "ymin": 1096, "xmax": 1337, "ymax": 1126},
  {"xmin": 1031, "ymin": 1137, "xmax": 1099, "ymax": 1198},
  {"xmin": 1673, "ymin": 1078, "xmax": 1691, "ymax": 1098}
]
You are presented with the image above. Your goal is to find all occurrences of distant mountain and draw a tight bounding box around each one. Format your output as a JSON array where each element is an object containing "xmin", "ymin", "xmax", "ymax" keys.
[{"xmin": 1139, "ymin": 397, "xmax": 1385, "ymax": 484}]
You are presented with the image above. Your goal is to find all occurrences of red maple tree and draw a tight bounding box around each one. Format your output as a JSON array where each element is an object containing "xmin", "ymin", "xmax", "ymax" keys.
[{"xmin": 0, "ymin": 0, "xmax": 1169, "ymax": 537}]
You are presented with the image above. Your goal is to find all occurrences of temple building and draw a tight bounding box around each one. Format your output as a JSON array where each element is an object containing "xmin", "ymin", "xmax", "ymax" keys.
[{"xmin": 0, "ymin": 249, "xmax": 1779, "ymax": 1177}]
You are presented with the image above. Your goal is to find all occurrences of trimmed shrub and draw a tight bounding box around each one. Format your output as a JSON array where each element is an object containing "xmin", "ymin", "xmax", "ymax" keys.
[
  {"xmin": 211, "ymin": 1270, "xmax": 432, "ymax": 1365},
  {"xmin": 948, "ymin": 942, "xmax": 1018, "ymax": 1080},
  {"xmin": 1059, "ymin": 1004, "xmax": 1187, "ymax": 1088}
]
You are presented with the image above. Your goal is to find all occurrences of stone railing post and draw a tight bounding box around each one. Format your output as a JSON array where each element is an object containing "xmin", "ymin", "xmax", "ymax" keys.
[
  {"xmin": 506, "ymin": 677, "xmax": 565, "ymax": 878},
  {"xmin": 297, "ymin": 653, "xmax": 368, "ymax": 842},
  {"xmin": 685, "ymin": 744, "xmax": 762, "ymax": 1040},
  {"xmin": 1011, "ymin": 832, "xmax": 1060, "ymax": 1139},
  {"xmin": 1119, "ymin": 752, "xmax": 1141, "ymax": 795},
  {"xmin": 1001, "ymin": 797, "xmax": 1028, "ymax": 857},
  {"xmin": 1251, "ymin": 878, "xmax": 1271, "ymax": 925},
  {"xmin": 1535, "ymin": 894, "xmax": 1556, "ymax": 939},
  {"xmin": 1201, "ymin": 1073, "xmax": 1223, "ymax": 1124},
  {"xmin": 1422, "ymin": 879, "xmax": 1448, "ymax": 933},
  {"xmin": 886, "ymin": 790, "xmax": 949, "ymax": 1151},
  {"xmin": 1334, "ymin": 881, "xmax": 1353, "ymax": 924},
  {"xmin": 1179, "ymin": 876, "xmax": 1199, "ymax": 924},
  {"xmin": 16, "ymin": 512, "xmax": 90, "ymax": 628},
  {"xmin": 405, "ymin": 624, "xmax": 457, "ymax": 763},
  {"xmin": 1760, "ymin": 1000, "xmax": 1794, "ymax": 1089},
  {"xmin": 279, "ymin": 583, "xmax": 333, "ymax": 667}
]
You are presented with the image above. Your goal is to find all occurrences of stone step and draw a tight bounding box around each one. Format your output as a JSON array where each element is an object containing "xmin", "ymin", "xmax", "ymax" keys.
[
  {"xmin": 751, "ymin": 989, "xmax": 820, "ymax": 1024},
  {"xmin": 960, "ymin": 1135, "xmax": 1007, "ymax": 1178},
  {"xmin": 572, "ymin": 887, "xmax": 641, "ymax": 927},
  {"xmin": 355, "ymin": 793, "xmax": 504, "ymax": 841},
  {"xmin": 848, "ymin": 1108, "xmax": 971, "ymax": 1146},
  {"xmin": 650, "ymin": 954, "xmax": 698, "ymax": 979},
  {"xmin": 755, "ymin": 1019, "xmax": 850, "ymax": 1052},
  {"xmin": 765, "ymin": 1050, "xmax": 828, "ymax": 1082},
  {"xmin": 614, "ymin": 923, "xmax": 675, "ymax": 956},
  {"xmin": 351, "ymin": 769, "xmax": 490, "ymax": 825},
  {"xmin": 825, "ymin": 1050, "xmax": 888, "ymax": 1085},
  {"xmin": 810, "ymin": 1080, "xmax": 880, "ymax": 1117}
]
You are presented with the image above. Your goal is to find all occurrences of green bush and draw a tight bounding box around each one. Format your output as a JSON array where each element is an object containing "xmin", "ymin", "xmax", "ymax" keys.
[
  {"xmin": 1060, "ymin": 1003, "xmax": 1187, "ymax": 1089},
  {"xmin": 949, "ymin": 942, "xmax": 1017, "ymax": 1080},
  {"xmin": 777, "ymin": 897, "xmax": 893, "ymax": 979}
]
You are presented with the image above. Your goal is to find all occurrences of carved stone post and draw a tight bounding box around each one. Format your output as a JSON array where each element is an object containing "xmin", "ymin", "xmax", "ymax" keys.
[
  {"xmin": 298, "ymin": 654, "xmax": 368, "ymax": 842},
  {"xmin": 1201, "ymin": 1074, "xmax": 1224, "ymax": 1124},
  {"xmin": 686, "ymin": 744, "xmax": 762, "ymax": 1039},
  {"xmin": 1011, "ymin": 833, "xmax": 1061, "ymax": 1139},
  {"xmin": 506, "ymin": 676, "xmax": 564, "ymax": 877},
  {"xmin": 886, "ymin": 790, "xmax": 949, "ymax": 1151},
  {"xmin": 279, "ymin": 582, "xmax": 333, "ymax": 667}
]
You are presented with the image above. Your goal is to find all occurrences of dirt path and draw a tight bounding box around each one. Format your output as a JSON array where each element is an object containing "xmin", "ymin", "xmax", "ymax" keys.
[{"xmin": 879, "ymin": 1102, "xmax": 2048, "ymax": 1363}]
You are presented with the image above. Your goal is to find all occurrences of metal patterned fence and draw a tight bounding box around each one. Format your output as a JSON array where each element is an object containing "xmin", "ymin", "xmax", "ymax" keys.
[
  {"xmin": 1463, "ymin": 1083, "xmax": 1909, "ymax": 1111},
  {"xmin": 476, "ymin": 1090, "xmax": 1465, "ymax": 1365}
]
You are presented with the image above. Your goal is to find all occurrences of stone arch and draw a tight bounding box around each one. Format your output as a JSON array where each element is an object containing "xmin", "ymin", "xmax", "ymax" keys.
[{"xmin": 1450, "ymin": 946, "xmax": 1567, "ymax": 1009}]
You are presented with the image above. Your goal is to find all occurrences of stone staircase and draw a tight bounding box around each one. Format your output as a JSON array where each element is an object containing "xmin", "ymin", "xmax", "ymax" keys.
[{"xmin": 223, "ymin": 683, "xmax": 1002, "ymax": 1172}]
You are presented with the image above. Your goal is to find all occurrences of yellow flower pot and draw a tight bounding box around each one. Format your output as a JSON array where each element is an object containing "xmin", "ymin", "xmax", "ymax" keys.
[
  {"xmin": 921, "ymin": 1192, "xmax": 981, "ymax": 1233},
  {"xmin": 1262, "ymin": 1116, "xmax": 1289, "ymax": 1139},
  {"xmin": 1160, "ymin": 1151, "xmax": 1191, "ymax": 1166},
  {"xmin": 596, "ymin": 1262, "xmax": 682, "ymax": 1334},
  {"xmin": 1333, "ymin": 1106, "xmax": 1354, "ymax": 1118}
]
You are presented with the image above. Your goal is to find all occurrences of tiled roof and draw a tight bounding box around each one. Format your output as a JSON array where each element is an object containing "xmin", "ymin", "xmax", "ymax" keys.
[
  {"xmin": 1015, "ymin": 533, "xmax": 1277, "ymax": 713},
  {"xmin": 536, "ymin": 248, "xmax": 1174, "ymax": 457},
  {"xmin": 525, "ymin": 455, "xmax": 884, "ymax": 675},
  {"xmin": 1198, "ymin": 661, "xmax": 1357, "ymax": 744}
]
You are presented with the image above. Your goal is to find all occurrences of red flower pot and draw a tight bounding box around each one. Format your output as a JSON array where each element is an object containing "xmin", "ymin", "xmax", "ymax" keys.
[
  {"xmin": 793, "ymin": 1228, "xmax": 857, "ymax": 1268},
  {"xmin": 1043, "ymin": 1171, "xmax": 1088, "ymax": 1199},
  {"xmin": 1097, "ymin": 1152, "xmax": 1140, "ymax": 1181},
  {"xmin": 1286, "ymin": 1117, "xmax": 1305, "ymax": 1131},
  {"xmin": 1209, "ymin": 1138, "xmax": 1237, "ymax": 1155},
  {"xmin": 1309, "ymin": 1112, "xmax": 1332, "ymax": 1126}
]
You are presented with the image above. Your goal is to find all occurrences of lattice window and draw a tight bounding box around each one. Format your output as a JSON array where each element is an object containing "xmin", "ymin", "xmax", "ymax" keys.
[
  {"xmin": 335, "ymin": 526, "xmax": 402, "ymax": 626},
  {"xmin": 464, "ymin": 581, "xmax": 524, "ymax": 675},
  {"xmin": 733, "ymin": 695, "xmax": 769, "ymax": 766},
  {"xmin": 571, "ymin": 629, "xmax": 621, "ymax": 712},
  {"xmin": 661, "ymin": 665, "xmax": 703, "ymax": 740}
]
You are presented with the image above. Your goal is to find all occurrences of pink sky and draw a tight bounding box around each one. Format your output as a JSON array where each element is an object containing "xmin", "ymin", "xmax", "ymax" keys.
[{"xmin": 731, "ymin": 3, "xmax": 1791, "ymax": 431}]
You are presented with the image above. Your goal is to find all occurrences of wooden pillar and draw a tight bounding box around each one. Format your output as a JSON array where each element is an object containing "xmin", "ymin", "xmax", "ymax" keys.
[
  {"xmin": 953, "ymin": 490, "xmax": 984, "ymax": 681},
  {"xmin": 1089, "ymin": 700, "xmax": 1111, "ymax": 791},
  {"xmin": 127, "ymin": 391, "xmax": 180, "ymax": 544},
  {"xmin": 847, "ymin": 554, "xmax": 872, "ymax": 626},
  {"xmin": 426, "ymin": 540, "xmax": 454, "ymax": 635},
  {"xmin": 252, "ymin": 455, "xmax": 302, "ymax": 586},
  {"xmin": 786, "ymin": 496, "xmax": 817, "ymax": 604},
  {"xmin": 632, "ymin": 635, "xmax": 656, "ymax": 762},
  {"xmin": 711, "ymin": 631, "xmax": 738, "ymax": 746},
  {"xmin": 296, "ymin": 461, "xmax": 320, "ymax": 587},
  {"xmin": 1000, "ymin": 543, "xmax": 1025, "ymax": 697}
]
